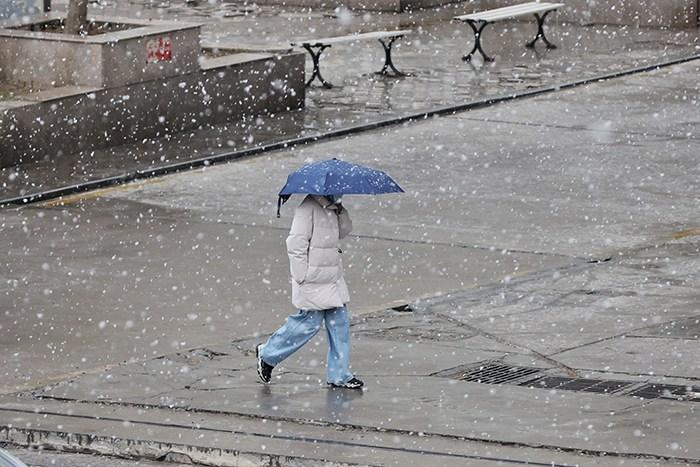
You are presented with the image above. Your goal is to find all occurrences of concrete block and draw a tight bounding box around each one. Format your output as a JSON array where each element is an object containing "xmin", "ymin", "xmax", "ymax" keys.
[
  {"xmin": 0, "ymin": 13, "xmax": 202, "ymax": 89},
  {"xmin": 0, "ymin": 52, "xmax": 306, "ymax": 168}
]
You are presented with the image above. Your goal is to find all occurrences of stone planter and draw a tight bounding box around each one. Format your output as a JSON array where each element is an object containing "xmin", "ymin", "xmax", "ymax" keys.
[
  {"xmin": 0, "ymin": 13, "xmax": 201, "ymax": 89},
  {"xmin": 0, "ymin": 46, "xmax": 306, "ymax": 168},
  {"xmin": 0, "ymin": 14, "xmax": 306, "ymax": 169}
]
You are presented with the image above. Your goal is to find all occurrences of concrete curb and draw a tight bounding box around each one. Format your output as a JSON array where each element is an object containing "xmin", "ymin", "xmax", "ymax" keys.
[
  {"xmin": 3, "ymin": 397, "xmax": 700, "ymax": 466},
  {"xmin": 2, "ymin": 53, "xmax": 699, "ymax": 207},
  {"xmin": 1, "ymin": 426, "xmax": 365, "ymax": 467}
]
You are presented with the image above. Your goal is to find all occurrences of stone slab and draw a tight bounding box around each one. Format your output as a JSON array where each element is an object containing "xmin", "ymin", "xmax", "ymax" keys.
[
  {"xmin": 555, "ymin": 336, "xmax": 700, "ymax": 379},
  {"xmin": 0, "ymin": 397, "xmax": 653, "ymax": 466},
  {"xmin": 29, "ymin": 365, "xmax": 700, "ymax": 461},
  {"xmin": 34, "ymin": 338, "xmax": 507, "ymax": 402},
  {"xmin": 0, "ymin": 194, "xmax": 570, "ymax": 394}
]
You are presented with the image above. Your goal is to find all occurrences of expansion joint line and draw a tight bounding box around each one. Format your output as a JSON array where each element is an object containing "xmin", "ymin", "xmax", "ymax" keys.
[
  {"xmin": 431, "ymin": 310, "xmax": 579, "ymax": 377},
  {"xmin": 415, "ymin": 258, "xmax": 623, "ymax": 376}
]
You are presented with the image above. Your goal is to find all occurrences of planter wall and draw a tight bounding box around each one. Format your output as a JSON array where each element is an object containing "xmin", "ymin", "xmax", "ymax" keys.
[
  {"xmin": 0, "ymin": 52, "xmax": 305, "ymax": 168},
  {"xmin": 0, "ymin": 14, "xmax": 201, "ymax": 89}
]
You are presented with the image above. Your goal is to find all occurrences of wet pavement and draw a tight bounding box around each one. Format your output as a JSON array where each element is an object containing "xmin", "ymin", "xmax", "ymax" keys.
[
  {"xmin": 2, "ymin": 58, "xmax": 699, "ymax": 465},
  {"xmin": 2, "ymin": 0, "xmax": 700, "ymax": 200},
  {"xmin": 7, "ymin": 448, "xmax": 192, "ymax": 467}
]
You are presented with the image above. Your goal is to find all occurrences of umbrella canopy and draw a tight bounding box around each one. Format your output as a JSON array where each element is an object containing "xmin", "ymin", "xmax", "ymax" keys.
[{"xmin": 277, "ymin": 158, "xmax": 404, "ymax": 216}]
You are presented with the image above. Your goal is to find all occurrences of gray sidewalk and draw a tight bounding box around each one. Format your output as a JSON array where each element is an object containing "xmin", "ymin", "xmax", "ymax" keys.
[
  {"xmin": 2, "ymin": 59, "xmax": 699, "ymax": 466},
  {"xmin": 4, "ymin": 239, "xmax": 699, "ymax": 465},
  {"xmin": 2, "ymin": 0, "xmax": 699, "ymax": 201}
]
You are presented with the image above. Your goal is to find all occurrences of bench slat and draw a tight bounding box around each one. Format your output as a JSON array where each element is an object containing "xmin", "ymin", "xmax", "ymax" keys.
[
  {"xmin": 455, "ymin": 2, "xmax": 564, "ymax": 22},
  {"xmin": 456, "ymin": 2, "xmax": 564, "ymax": 22},
  {"xmin": 456, "ymin": 1, "xmax": 562, "ymax": 18},
  {"xmin": 291, "ymin": 29, "xmax": 412, "ymax": 47},
  {"xmin": 456, "ymin": 5, "xmax": 558, "ymax": 22}
]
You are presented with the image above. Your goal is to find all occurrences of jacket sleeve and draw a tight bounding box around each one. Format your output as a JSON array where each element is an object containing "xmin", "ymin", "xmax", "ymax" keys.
[
  {"xmin": 286, "ymin": 203, "xmax": 313, "ymax": 284},
  {"xmin": 338, "ymin": 208, "xmax": 352, "ymax": 239}
]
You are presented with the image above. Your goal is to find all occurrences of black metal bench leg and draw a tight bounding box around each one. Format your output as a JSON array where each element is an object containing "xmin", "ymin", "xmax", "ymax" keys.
[
  {"xmin": 302, "ymin": 44, "xmax": 333, "ymax": 88},
  {"xmin": 463, "ymin": 20, "xmax": 494, "ymax": 62},
  {"xmin": 526, "ymin": 10, "xmax": 557, "ymax": 49},
  {"xmin": 376, "ymin": 36, "xmax": 406, "ymax": 76}
]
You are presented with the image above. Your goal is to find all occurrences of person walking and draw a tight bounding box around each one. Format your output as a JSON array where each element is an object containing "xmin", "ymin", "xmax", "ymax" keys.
[{"xmin": 256, "ymin": 194, "xmax": 364, "ymax": 389}]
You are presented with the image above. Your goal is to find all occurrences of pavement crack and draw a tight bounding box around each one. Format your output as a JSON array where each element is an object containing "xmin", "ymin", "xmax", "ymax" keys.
[
  {"xmin": 431, "ymin": 311, "xmax": 579, "ymax": 377},
  {"xmin": 460, "ymin": 116, "xmax": 700, "ymax": 142},
  {"xmin": 568, "ymin": 366, "xmax": 700, "ymax": 383},
  {"xmin": 589, "ymin": 400, "xmax": 654, "ymax": 415},
  {"xmin": 151, "ymin": 214, "xmax": 587, "ymax": 261},
  {"xmin": 548, "ymin": 313, "xmax": 700, "ymax": 357},
  {"xmin": 182, "ymin": 386, "xmax": 235, "ymax": 392}
]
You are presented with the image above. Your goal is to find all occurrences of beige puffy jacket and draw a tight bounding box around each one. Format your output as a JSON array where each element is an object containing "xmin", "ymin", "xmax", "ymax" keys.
[{"xmin": 286, "ymin": 195, "xmax": 352, "ymax": 311}]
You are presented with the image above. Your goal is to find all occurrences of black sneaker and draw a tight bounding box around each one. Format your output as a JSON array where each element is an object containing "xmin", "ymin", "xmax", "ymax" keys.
[
  {"xmin": 328, "ymin": 377, "xmax": 364, "ymax": 389},
  {"xmin": 256, "ymin": 344, "xmax": 273, "ymax": 384}
]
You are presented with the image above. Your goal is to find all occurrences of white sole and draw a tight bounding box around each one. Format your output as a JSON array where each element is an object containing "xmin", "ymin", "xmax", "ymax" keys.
[{"xmin": 256, "ymin": 344, "xmax": 270, "ymax": 384}]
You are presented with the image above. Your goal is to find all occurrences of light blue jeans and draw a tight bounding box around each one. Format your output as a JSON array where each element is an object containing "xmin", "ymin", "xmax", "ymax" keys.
[{"xmin": 259, "ymin": 306, "xmax": 354, "ymax": 385}]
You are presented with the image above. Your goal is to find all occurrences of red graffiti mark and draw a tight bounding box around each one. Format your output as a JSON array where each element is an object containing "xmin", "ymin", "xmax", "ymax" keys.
[{"xmin": 146, "ymin": 36, "xmax": 173, "ymax": 63}]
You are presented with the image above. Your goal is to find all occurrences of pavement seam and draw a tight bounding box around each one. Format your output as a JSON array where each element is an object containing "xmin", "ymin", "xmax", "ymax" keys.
[
  {"xmin": 625, "ymin": 334, "xmax": 700, "ymax": 341},
  {"xmin": 413, "ymin": 259, "xmax": 620, "ymax": 375},
  {"xmin": 418, "ymin": 258, "xmax": 599, "ymax": 309},
  {"xmin": 140, "ymin": 214, "xmax": 588, "ymax": 261},
  {"xmin": 2, "ymin": 53, "xmax": 699, "ymax": 208},
  {"xmin": 456, "ymin": 117, "xmax": 700, "ymax": 142},
  {"xmin": 547, "ymin": 312, "xmax": 700, "ymax": 360},
  {"xmin": 19, "ymin": 206, "xmax": 585, "ymax": 262},
  {"xmin": 429, "ymin": 310, "xmax": 580, "ymax": 377}
]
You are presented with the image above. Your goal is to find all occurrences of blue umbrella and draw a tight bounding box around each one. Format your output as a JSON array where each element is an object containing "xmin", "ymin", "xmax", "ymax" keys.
[{"xmin": 277, "ymin": 158, "xmax": 404, "ymax": 216}]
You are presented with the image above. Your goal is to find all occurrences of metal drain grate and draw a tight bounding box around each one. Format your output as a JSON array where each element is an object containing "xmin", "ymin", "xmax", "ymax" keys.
[
  {"xmin": 437, "ymin": 361, "xmax": 700, "ymax": 403},
  {"xmin": 524, "ymin": 376, "xmax": 634, "ymax": 394},
  {"xmin": 456, "ymin": 362, "xmax": 542, "ymax": 385},
  {"xmin": 628, "ymin": 383, "xmax": 700, "ymax": 401}
]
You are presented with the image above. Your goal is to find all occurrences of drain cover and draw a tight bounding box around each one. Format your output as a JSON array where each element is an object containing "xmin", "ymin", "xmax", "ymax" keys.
[
  {"xmin": 628, "ymin": 383, "xmax": 700, "ymax": 401},
  {"xmin": 524, "ymin": 376, "xmax": 633, "ymax": 394},
  {"xmin": 453, "ymin": 362, "xmax": 542, "ymax": 385},
  {"xmin": 437, "ymin": 361, "xmax": 699, "ymax": 403}
]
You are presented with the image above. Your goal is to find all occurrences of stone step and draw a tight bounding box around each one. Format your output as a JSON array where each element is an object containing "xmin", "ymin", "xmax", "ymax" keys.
[{"xmin": 0, "ymin": 396, "xmax": 617, "ymax": 467}]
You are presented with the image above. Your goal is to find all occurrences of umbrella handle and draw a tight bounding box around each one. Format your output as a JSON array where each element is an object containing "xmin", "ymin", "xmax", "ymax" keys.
[{"xmin": 277, "ymin": 195, "xmax": 291, "ymax": 218}]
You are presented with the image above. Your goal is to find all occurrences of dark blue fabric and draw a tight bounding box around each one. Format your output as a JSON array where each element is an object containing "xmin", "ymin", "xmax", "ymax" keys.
[{"xmin": 279, "ymin": 158, "xmax": 404, "ymax": 196}]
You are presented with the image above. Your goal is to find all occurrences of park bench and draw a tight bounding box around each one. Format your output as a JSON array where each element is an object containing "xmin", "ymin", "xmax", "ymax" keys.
[
  {"xmin": 291, "ymin": 30, "xmax": 412, "ymax": 88},
  {"xmin": 454, "ymin": 2, "xmax": 564, "ymax": 62}
]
